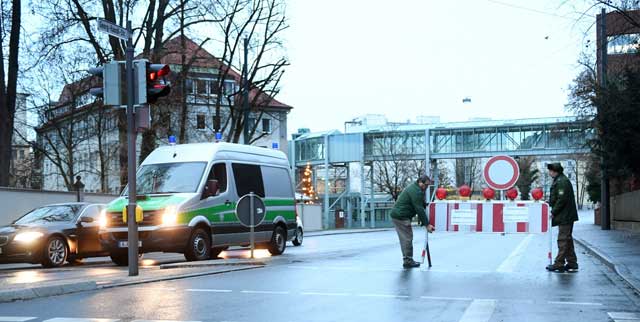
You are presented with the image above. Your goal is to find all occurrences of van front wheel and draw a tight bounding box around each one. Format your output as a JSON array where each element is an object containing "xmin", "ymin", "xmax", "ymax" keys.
[
  {"xmin": 268, "ymin": 226, "xmax": 287, "ymax": 255},
  {"xmin": 185, "ymin": 228, "xmax": 211, "ymax": 261}
]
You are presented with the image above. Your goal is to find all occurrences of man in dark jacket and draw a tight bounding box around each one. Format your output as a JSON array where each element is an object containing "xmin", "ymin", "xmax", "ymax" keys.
[
  {"xmin": 546, "ymin": 163, "xmax": 579, "ymax": 272},
  {"xmin": 390, "ymin": 175, "xmax": 435, "ymax": 268}
]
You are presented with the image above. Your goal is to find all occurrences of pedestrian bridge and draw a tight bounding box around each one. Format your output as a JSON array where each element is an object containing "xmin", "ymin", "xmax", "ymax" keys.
[{"xmin": 290, "ymin": 116, "xmax": 592, "ymax": 167}]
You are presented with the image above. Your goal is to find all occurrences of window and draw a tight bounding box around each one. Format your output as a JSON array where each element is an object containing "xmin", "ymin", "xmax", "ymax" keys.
[
  {"xmin": 11, "ymin": 150, "xmax": 16, "ymax": 160},
  {"xmin": 262, "ymin": 119, "xmax": 271, "ymax": 133},
  {"xmin": 196, "ymin": 79, "xmax": 208, "ymax": 96},
  {"xmin": 608, "ymin": 33, "xmax": 640, "ymax": 55},
  {"xmin": 207, "ymin": 163, "xmax": 227, "ymax": 194},
  {"xmin": 261, "ymin": 166, "xmax": 293, "ymax": 198},
  {"xmin": 79, "ymin": 205, "xmax": 102, "ymax": 220},
  {"xmin": 197, "ymin": 114, "xmax": 206, "ymax": 129},
  {"xmin": 210, "ymin": 80, "xmax": 221, "ymax": 95},
  {"xmin": 186, "ymin": 79, "xmax": 195, "ymax": 94},
  {"xmin": 224, "ymin": 82, "xmax": 235, "ymax": 95},
  {"xmin": 232, "ymin": 163, "xmax": 265, "ymax": 197},
  {"xmin": 134, "ymin": 162, "xmax": 207, "ymax": 195}
]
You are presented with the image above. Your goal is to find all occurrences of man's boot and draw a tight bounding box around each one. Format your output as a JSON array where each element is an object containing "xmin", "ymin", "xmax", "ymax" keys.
[
  {"xmin": 564, "ymin": 263, "xmax": 579, "ymax": 272},
  {"xmin": 546, "ymin": 264, "xmax": 565, "ymax": 273},
  {"xmin": 403, "ymin": 260, "xmax": 420, "ymax": 269}
]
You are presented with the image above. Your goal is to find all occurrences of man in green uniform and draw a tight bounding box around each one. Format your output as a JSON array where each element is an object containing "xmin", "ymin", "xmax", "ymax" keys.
[
  {"xmin": 546, "ymin": 163, "xmax": 579, "ymax": 273},
  {"xmin": 390, "ymin": 175, "xmax": 435, "ymax": 268}
]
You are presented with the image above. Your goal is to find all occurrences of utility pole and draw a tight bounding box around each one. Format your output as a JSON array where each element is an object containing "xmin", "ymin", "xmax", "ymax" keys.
[
  {"xmin": 597, "ymin": 8, "xmax": 611, "ymax": 230},
  {"xmin": 242, "ymin": 37, "xmax": 250, "ymax": 145},
  {"xmin": 125, "ymin": 20, "xmax": 140, "ymax": 274}
]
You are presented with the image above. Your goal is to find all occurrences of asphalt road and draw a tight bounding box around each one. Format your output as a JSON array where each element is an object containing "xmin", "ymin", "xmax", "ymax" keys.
[{"xmin": 0, "ymin": 229, "xmax": 639, "ymax": 322}]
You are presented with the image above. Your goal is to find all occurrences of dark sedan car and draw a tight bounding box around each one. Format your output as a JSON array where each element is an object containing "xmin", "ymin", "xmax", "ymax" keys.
[{"xmin": 0, "ymin": 203, "xmax": 107, "ymax": 268}]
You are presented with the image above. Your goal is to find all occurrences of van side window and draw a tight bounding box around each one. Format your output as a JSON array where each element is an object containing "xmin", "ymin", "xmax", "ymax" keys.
[
  {"xmin": 261, "ymin": 166, "xmax": 293, "ymax": 198},
  {"xmin": 232, "ymin": 163, "xmax": 265, "ymax": 197},
  {"xmin": 208, "ymin": 163, "xmax": 227, "ymax": 194}
]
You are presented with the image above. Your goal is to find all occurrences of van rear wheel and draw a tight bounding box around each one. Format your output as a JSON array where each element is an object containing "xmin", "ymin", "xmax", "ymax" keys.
[
  {"xmin": 185, "ymin": 228, "xmax": 211, "ymax": 261},
  {"xmin": 268, "ymin": 226, "xmax": 287, "ymax": 255}
]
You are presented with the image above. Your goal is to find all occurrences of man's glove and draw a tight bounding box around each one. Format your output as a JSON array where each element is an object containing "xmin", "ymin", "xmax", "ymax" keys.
[{"xmin": 417, "ymin": 218, "xmax": 425, "ymax": 226}]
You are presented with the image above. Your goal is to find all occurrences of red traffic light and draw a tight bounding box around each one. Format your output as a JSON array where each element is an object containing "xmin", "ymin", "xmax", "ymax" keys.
[{"xmin": 146, "ymin": 63, "xmax": 171, "ymax": 103}]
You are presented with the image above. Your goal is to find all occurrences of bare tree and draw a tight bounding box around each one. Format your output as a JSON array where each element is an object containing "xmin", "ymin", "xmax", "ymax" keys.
[
  {"xmin": 455, "ymin": 158, "xmax": 483, "ymax": 191},
  {"xmin": 0, "ymin": 0, "xmax": 21, "ymax": 186}
]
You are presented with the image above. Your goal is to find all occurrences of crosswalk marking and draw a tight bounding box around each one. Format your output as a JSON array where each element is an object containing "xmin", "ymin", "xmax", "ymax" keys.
[
  {"xmin": 458, "ymin": 299, "xmax": 497, "ymax": 322},
  {"xmin": 547, "ymin": 301, "xmax": 603, "ymax": 306},
  {"xmin": 608, "ymin": 312, "xmax": 640, "ymax": 320},
  {"xmin": 0, "ymin": 317, "xmax": 37, "ymax": 322},
  {"xmin": 43, "ymin": 319, "xmax": 120, "ymax": 322}
]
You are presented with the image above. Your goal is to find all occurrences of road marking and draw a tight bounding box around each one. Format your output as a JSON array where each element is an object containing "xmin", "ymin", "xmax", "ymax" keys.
[
  {"xmin": 131, "ymin": 320, "xmax": 202, "ymax": 322},
  {"xmin": 241, "ymin": 290, "xmax": 290, "ymax": 295},
  {"xmin": 300, "ymin": 291, "xmax": 351, "ymax": 296},
  {"xmin": 496, "ymin": 234, "xmax": 534, "ymax": 273},
  {"xmin": 356, "ymin": 293, "xmax": 409, "ymax": 299},
  {"xmin": 43, "ymin": 319, "xmax": 120, "ymax": 322},
  {"xmin": 458, "ymin": 299, "xmax": 497, "ymax": 322},
  {"xmin": 547, "ymin": 301, "xmax": 603, "ymax": 306},
  {"xmin": 0, "ymin": 317, "xmax": 37, "ymax": 322},
  {"xmin": 608, "ymin": 312, "xmax": 640, "ymax": 320},
  {"xmin": 288, "ymin": 265, "xmax": 493, "ymax": 274},
  {"xmin": 421, "ymin": 296, "xmax": 474, "ymax": 301},
  {"xmin": 185, "ymin": 289, "xmax": 233, "ymax": 293},
  {"xmin": 134, "ymin": 287, "xmax": 176, "ymax": 291}
]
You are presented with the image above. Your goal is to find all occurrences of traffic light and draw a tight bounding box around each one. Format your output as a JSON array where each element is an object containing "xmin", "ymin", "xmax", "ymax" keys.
[
  {"xmin": 88, "ymin": 62, "xmax": 125, "ymax": 106},
  {"xmin": 88, "ymin": 67, "xmax": 104, "ymax": 98},
  {"xmin": 146, "ymin": 63, "xmax": 171, "ymax": 104}
]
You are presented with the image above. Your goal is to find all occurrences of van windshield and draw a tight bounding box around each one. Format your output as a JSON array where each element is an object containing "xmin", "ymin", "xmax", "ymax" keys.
[{"xmin": 133, "ymin": 162, "xmax": 207, "ymax": 195}]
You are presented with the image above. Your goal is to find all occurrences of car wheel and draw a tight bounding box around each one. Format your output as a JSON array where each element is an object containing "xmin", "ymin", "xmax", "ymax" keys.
[
  {"xmin": 110, "ymin": 253, "xmax": 129, "ymax": 266},
  {"xmin": 41, "ymin": 236, "xmax": 68, "ymax": 268},
  {"xmin": 184, "ymin": 228, "xmax": 211, "ymax": 261},
  {"xmin": 268, "ymin": 226, "xmax": 287, "ymax": 255},
  {"xmin": 292, "ymin": 227, "xmax": 303, "ymax": 246}
]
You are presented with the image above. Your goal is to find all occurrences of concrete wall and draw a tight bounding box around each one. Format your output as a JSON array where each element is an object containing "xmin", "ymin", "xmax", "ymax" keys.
[
  {"xmin": 611, "ymin": 190, "xmax": 640, "ymax": 232},
  {"xmin": 0, "ymin": 187, "xmax": 118, "ymax": 225},
  {"xmin": 296, "ymin": 204, "xmax": 323, "ymax": 231}
]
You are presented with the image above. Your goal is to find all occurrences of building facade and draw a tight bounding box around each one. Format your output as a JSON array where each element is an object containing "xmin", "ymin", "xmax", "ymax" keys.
[{"xmin": 37, "ymin": 36, "xmax": 292, "ymax": 193}]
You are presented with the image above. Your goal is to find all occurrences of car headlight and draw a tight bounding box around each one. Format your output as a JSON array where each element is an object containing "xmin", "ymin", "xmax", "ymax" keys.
[
  {"xmin": 14, "ymin": 231, "xmax": 44, "ymax": 243},
  {"xmin": 98, "ymin": 209, "xmax": 108, "ymax": 229},
  {"xmin": 162, "ymin": 205, "xmax": 178, "ymax": 226}
]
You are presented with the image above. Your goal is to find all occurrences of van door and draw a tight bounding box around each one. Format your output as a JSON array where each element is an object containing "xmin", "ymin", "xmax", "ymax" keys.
[
  {"xmin": 194, "ymin": 162, "xmax": 235, "ymax": 247},
  {"xmin": 229, "ymin": 163, "xmax": 267, "ymax": 243}
]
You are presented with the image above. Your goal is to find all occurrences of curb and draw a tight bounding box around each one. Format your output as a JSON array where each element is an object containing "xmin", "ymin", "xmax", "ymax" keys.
[
  {"xmin": 0, "ymin": 281, "xmax": 97, "ymax": 303},
  {"xmin": 574, "ymin": 237, "xmax": 640, "ymax": 294},
  {"xmin": 306, "ymin": 228, "xmax": 393, "ymax": 237},
  {"xmin": 159, "ymin": 260, "xmax": 266, "ymax": 269}
]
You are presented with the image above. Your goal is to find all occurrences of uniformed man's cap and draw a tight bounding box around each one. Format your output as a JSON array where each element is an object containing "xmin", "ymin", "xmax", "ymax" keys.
[
  {"xmin": 546, "ymin": 163, "xmax": 564, "ymax": 173},
  {"xmin": 418, "ymin": 175, "xmax": 432, "ymax": 184}
]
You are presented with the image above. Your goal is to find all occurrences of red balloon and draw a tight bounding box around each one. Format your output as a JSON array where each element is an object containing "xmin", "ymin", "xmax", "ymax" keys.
[
  {"xmin": 458, "ymin": 185, "xmax": 471, "ymax": 197},
  {"xmin": 506, "ymin": 188, "xmax": 519, "ymax": 200},
  {"xmin": 435, "ymin": 187, "xmax": 447, "ymax": 200},
  {"xmin": 531, "ymin": 188, "xmax": 544, "ymax": 201},
  {"xmin": 482, "ymin": 188, "xmax": 495, "ymax": 200}
]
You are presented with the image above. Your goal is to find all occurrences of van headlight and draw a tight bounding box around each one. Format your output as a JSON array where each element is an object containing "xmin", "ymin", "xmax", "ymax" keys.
[
  {"xmin": 162, "ymin": 205, "xmax": 179, "ymax": 226},
  {"xmin": 98, "ymin": 209, "xmax": 108, "ymax": 229},
  {"xmin": 14, "ymin": 231, "xmax": 44, "ymax": 243}
]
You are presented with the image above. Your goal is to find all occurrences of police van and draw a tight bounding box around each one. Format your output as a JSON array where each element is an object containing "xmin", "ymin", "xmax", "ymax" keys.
[{"xmin": 98, "ymin": 142, "xmax": 296, "ymax": 265}]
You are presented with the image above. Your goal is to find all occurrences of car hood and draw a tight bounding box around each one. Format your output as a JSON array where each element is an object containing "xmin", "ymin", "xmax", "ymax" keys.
[{"xmin": 0, "ymin": 223, "xmax": 70, "ymax": 235}]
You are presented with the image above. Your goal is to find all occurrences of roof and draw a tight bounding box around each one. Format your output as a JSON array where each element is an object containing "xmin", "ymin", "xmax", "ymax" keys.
[
  {"xmin": 54, "ymin": 36, "xmax": 291, "ymax": 112},
  {"xmin": 142, "ymin": 142, "xmax": 290, "ymax": 168}
]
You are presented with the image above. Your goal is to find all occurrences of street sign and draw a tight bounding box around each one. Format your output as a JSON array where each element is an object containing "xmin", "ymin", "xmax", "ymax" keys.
[
  {"xmin": 483, "ymin": 156, "xmax": 520, "ymax": 190},
  {"xmin": 236, "ymin": 193, "xmax": 266, "ymax": 228},
  {"xmin": 451, "ymin": 209, "xmax": 477, "ymax": 226},
  {"xmin": 97, "ymin": 18, "xmax": 131, "ymax": 40}
]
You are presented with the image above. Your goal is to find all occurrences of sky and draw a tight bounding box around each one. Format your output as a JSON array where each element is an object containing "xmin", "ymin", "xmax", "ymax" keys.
[{"xmin": 278, "ymin": 0, "xmax": 599, "ymax": 136}]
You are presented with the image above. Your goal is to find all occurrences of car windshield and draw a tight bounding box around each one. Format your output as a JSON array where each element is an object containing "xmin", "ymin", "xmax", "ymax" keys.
[
  {"xmin": 131, "ymin": 162, "xmax": 206, "ymax": 195},
  {"xmin": 14, "ymin": 205, "xmax": 83, "ymax": 225}
]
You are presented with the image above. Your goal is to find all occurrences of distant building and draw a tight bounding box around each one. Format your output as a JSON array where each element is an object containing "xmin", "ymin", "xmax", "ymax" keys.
[
  {"xmin": 597, "ymin": 9, "xmax": 640, "ymax": 74},
  {"xmin": 37, "ymin": 36, "xmax": 292, "ymax": 193},
  {"xmin": 10, "ymin": 94, "xmax": 34, "ymax": 189}
]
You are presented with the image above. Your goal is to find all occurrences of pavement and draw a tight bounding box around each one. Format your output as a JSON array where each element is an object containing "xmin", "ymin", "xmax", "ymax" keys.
[
  {"xmin": 573, "ymin": 210, "xmax": 640, "ymax": 296},
  {"xmin": 0, "ymin": 230, "xmax": 639, "ymax": 322}
]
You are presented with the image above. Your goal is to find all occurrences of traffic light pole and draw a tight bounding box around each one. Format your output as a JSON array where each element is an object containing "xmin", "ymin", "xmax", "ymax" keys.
[
  {"xmin": 242, "ymin": 37, "xmax": 250, "ymax": 145},
  {"xmin": 125, "ymin": 20, "xmax": 140, "ymax": 276}
]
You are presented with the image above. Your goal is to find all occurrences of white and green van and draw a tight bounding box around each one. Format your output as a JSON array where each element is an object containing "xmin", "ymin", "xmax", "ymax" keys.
[{"xmin": 98, "ymin": 142, "xmax": 296, "ymax": 265}]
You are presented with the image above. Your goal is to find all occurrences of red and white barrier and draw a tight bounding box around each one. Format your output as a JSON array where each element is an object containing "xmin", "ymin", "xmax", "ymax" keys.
[{"xmin": 428, "ymin": 200, "xmax": 549, "ymax": 233}]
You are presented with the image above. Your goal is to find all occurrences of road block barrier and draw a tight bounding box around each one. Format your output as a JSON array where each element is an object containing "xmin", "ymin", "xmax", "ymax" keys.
[{"xmin": 428, "ymin": 200, "xmax": 549, "ymax": 233}]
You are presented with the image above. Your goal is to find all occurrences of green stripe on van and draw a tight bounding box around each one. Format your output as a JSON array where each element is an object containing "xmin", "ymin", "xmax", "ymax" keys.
[{"xmin": 264, "ymin": 199, "xmax": 295, "ymax": 207}]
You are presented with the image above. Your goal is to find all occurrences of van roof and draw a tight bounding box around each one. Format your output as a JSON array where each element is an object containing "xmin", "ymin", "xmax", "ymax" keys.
[{"xmin": 141, "ymin": 142, "xmax": 289, "ymax": 167}]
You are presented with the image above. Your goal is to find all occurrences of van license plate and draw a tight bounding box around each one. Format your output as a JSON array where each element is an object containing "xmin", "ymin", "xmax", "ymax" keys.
[{"xmin": 118, "ymin": 241, "xmax": 142, "ymax": 248}]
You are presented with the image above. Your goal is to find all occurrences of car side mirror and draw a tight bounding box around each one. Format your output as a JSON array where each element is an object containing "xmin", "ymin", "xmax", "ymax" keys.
[
  {"xmin": 203, "ymin": 179, "xmax": 219, "ymax": 199},
  {"xmin": 77, "ymin": 216, "xmax": 94, "ymax": 226}
]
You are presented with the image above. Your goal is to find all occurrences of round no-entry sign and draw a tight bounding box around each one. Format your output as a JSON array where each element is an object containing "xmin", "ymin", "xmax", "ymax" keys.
[{"xmin": 483, "ymin": 156, "xmax": 520, "ymax": 190}]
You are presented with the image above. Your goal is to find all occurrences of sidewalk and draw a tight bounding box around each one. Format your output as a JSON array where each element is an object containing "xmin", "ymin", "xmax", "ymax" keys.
[
  {"xmin": 305, "ymin": 227, "xmax": 393, "ymax": 237},
  {"xmin": 573, "ymin": 213, "xmax": 640, "ymax": 294}
]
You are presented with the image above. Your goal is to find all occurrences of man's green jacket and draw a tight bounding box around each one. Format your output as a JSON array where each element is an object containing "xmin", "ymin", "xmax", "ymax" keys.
[
  {"xmin": 390, "ymin": 182, "xmax": 429, "ymax": 225},
  {"xmin": 549, "ymin": 173, "xmax": 579, "ymax": 226}
]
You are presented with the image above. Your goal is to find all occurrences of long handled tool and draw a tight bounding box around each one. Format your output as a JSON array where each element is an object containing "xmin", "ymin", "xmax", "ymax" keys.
[{"xmin": 421, "ymin": 228, "xmax": 432, "ymax": 268}]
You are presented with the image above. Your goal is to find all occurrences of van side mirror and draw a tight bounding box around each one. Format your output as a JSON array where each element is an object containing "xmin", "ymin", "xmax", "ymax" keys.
[{"xmin": 203, "ymin": 179, "xmax": 219, "ymax": 199}]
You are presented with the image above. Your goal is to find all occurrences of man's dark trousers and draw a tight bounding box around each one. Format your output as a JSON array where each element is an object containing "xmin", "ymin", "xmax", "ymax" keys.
[{"xmin": 555, "ymin": 223, "xmax": 577, "ymax": 266}]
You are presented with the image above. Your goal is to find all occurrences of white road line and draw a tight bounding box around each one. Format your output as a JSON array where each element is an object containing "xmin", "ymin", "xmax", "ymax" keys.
[
  {"xmin": 131, "ymin": 320, "xmax": 202, "ymax": 322},
  {"xmin": 496, "ymin": 234, "xmax": 534, "ymax": 273},
  {"xmin": 134, "ymin": 287, "xmax": 176, "ymax": 291},
  {"xmin": 356, "ymin": 293, "xmax": 409, "ymax": 299},
  {"xmin": 608, "ymin": 312, "xmax": 640, "ymax": 320},
  {"xmin": 185, "ymin": 289, "xmax": 233, "ymax": 293},
  {"xmin": 300, "ymin": 291, "xmax": 351, "ymax": 296},
  {"xmin": 241, "ymin": 290, "xmax": 290, "ymax": 295},
  {"xmin": 547, "ymin": 301, "xmax": 603, "ymax": 306},
  {"xmin": 458, "ymin": 299, "xmax": 497, "ymax": 322},
  {"xmin": 43, "ymin": 319, "xmax": 120, "ymax": 322},
  {"xmin": 421, "ymin": 296, "xmax": 474, "ymax": 301},
  {"xmin": 288, "ymin": 265, "xmax": 493, "ymax": 274},
  {"xmin": 0, "ymin": 317, "xmax": 37, "ymax": 322}
]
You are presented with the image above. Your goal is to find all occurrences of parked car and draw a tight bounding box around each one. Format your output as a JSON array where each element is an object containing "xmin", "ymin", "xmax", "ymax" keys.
[
  {"xmin": 292, "ymin": 214, "xmax": 303, "ymax": 246},
  {"xmin": 0, "ymin": 203, "xmax": 107, "ymax": 268},
  {"xmin": 99, "ymin": 142, "xmax": 297, "ymax": 266}
]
